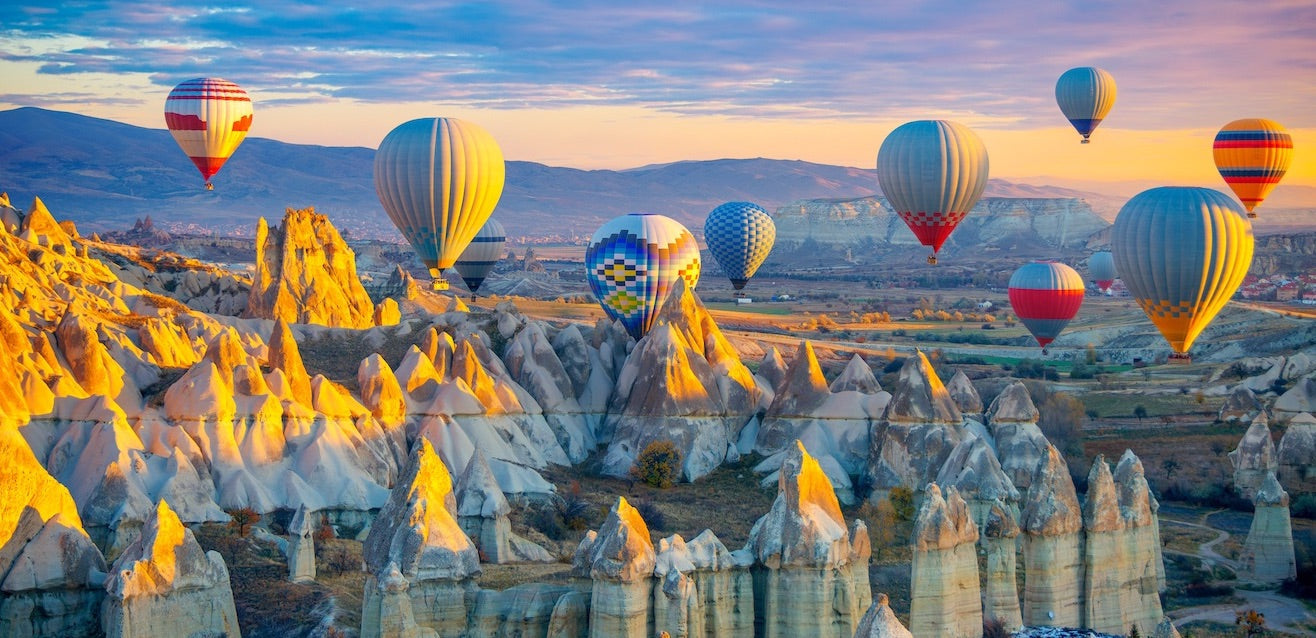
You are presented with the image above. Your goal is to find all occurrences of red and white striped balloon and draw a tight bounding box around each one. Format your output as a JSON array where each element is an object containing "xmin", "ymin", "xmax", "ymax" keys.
[{"xmin": 164, "ymin": 77, "xmax": 253, "ymax": 189}]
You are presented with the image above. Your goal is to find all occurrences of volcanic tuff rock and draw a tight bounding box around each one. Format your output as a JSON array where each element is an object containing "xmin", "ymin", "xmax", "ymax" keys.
[
  {"xmin": 866, "ymin": 351, "xmax": 963, "ymax": 497},
  {"xmin": 830, "ymin": 354, "xmax": 882, "ymax": 394},
  {"xmin": 244, "ymin": 207, "xmax": 376, "ymax": 328},
  {"xmin": 909, "ymin": 483, "xmax": 981, "ymax": 638},
  {"xmin": 946, "ymin": 370, "xmax": 984, "ymax": 422},
  {"xmin": 579, "ymin": 497, "xmax": 656, "ymax": 638},
  {"xmin": 1241, "ymin": 471, "xmax": 1297, "ymax": 583},
  {"xmin": 1274, "ymin": 378, "xmax": 1316, "ymax": 421},
  {"xmin": 287, "ymin": 504, "xmax": 316, "ymax": 584},
  {"xmin": 1021, "ymin": 444, "xmax": 1083, "ymax": 628},
  {"xmin": 854, "ymin": 593, "xmax": 914, "ymax": 638},
  {"xmin": 101, "ymin": 500, "xmax": 241, "ymax": 638},
  {"xmin": 1229, "ymin": 414, "xmax": 1278, "ymax": 500},
  {"xmin": 983, "ymin": 499, "xmax": 1024, "ymax": 631},
  {"xmin": 1276, "ymin": 412, "xmax": 1316, "ymax": 495},
  {"xmin": 757, "ymin": 346, "xmax": 789, "ymax": 393},
  {"xmin": 454, "ymin": 450, "xmax": 553, "ymax": 564},
  {"xmin": 603, "ymin": 280, "xmax": 766, "ymax": 482},
  {"xmin": 1082, "ymin": 455, "xmax": 1164, "ymax": 635},
  {"xmin": 935, "ymin": 434, "xmax": 1021, "ymax": 529},
  {"xmin": 745, "ymin": 441, "xmax": 870, "ymax": 637},
  {"xmin": 651, "ymin": 529, "xmax": 755, "ymax": 638},
  {"xmin": 503, "ymin": 317, "xmax": 600, "ymax": 464},
  {"xmin": 988, "ymin": 381, "xmax": 1051, "ymax": 490},
  {"xmin": 1219, "ymin": 385, "xmax": 1264, "ymax": 425}
]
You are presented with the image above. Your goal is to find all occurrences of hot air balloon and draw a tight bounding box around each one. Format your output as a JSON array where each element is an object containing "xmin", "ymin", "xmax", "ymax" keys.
[
  {"xmin": 876, "ymin": 120, "xmax": 989, "ymax": 264},
  {"xmin": 1008, "ymin": 261, "xmax": 1085, "ymax": 352},
  {"xmin": 164, "ymin": 78, "xmax": 253, "ymax": 190},
  {"xmin": 453, "ymin": 217, "xmax": 506, "ymax": 297},
  {"xmin": 586, "ymin": 213, "xmax": 701, "ymax": 340},
  {"xmin": 1089, "ymin": 251, "xmax": 1116, "ymax": 293},
  {"xmin": 704, "ymin": 201, "xmax": 776, "ymax": 294},
  {"xmin": 1112, "ymin": 187, "xmax": 1253, "ymax": 362},
  {"xmin": 1213, "ymin": 118, "xmax": 1293, "ymax": 218},
  {"xmin": 374, "ymin": 118, "xmax": 505, "ymax": 290},
  {"xmin": 1055, "ymin": 67, "xmax": 1116, "ymax": 144}
]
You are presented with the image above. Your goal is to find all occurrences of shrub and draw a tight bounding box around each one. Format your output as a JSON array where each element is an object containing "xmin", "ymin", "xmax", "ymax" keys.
[
  {"xmin": 226, "ymin": 507, "xmax": 260, "ymax": 538},
  {"xmin": 633, "ymin": 500, "xmax": 666, "ymax": 531},
  {"xmin": 888, "ymin": 486, "xmax": 915, "ymax": 521},
  {"xmin": 314, "ymin": 514, "xmax": 336, "ymax": 544},
  {"xmin": 1291, "ymin": 494, "xmax": 1316, "ymax": 519},
  {"xmin": 632, "ymin": 440, "xmax": 683, "ymax": 489},
  {"xmin": 530, "ymin": 505, "xmax": 567, "ymax": 541},
  {"xmin": 1069, "ymin": 362, "xmax": 1095, "ymax": 379},
  {"xmin": 556, "ymin": 481, "xmax": 593, "ymax": 531},
  {"xmin": 982, "ymin": 617, "xmax": 1010, "ymax": 638},
  {"xmin": 1039, "ymin": 392, "xmax": 1086, "ymax": 458}
]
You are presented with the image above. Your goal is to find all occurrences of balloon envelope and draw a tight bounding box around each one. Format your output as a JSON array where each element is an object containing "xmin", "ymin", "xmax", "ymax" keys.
[
  {"xmin": 1089, "ymin": 251, "xmax": 1116, "ymax": 292},
  {"xmin": 454, "ymin": 217, "xmax": 506, "ymax": 294},
  {"xmin": 1055, "ymin": 67, "xmax": 1116, "ymax": 143},
  {"xmin": 1008, "ymin": 261, "xmax": 1085, "ymax": 348},
  {"xmin": 374, "ymin": 118, "xmax": 505, "ymax": 278},
  {"xmin": 586, "ymin": 213, "xmax": 701, "ymax": 340},
  {"xmin": 1111, "ymin": 187, "xmax": 1253, "ymax": 355},
  {"xmin": 704, "ymin": 201, "xmax": 776, "ymax": 290},
  {"xmin": 876, "ymin": 120, "xmax": 989, "ymax": 262},
  {"xmin": 1213, "ymin": 118, "xmax": 1293, "ymax": 217},
  {"xmin": 164, "ymin": 78, "xmax": 253, "ymax": 188}
]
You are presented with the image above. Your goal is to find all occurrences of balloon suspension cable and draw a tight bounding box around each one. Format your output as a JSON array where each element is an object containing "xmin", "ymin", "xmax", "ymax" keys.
[{"xmin": 205, "ymin": 182, "xmax": 214, "ymax": 191}]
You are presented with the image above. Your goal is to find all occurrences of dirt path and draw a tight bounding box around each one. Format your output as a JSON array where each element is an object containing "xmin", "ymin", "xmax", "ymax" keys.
[{"xmin": 1161, "ymin": 516, "xmax": 1237, "ymax": 571}]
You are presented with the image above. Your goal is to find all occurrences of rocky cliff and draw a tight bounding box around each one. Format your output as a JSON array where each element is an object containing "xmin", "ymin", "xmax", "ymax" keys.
[
  {"xmin": 909, "ymin": 483, "xmax": 981, "ymax": 637},
  {"xmin": 245, "ymin": 207, "xmax": 376, "ymax": 328}
]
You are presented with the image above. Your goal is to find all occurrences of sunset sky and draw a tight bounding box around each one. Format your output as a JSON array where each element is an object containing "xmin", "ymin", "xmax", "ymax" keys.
[{"xmin": 2, "ymin": 1, "xmax": 1314, "ymax": 197}]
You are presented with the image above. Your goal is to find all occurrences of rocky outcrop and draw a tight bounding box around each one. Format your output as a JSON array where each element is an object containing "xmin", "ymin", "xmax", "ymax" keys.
[
  {"xmin": 745, "ymin": 441, "xmax": 870, "ymax": 637},
  {"xmin": 503, "ymin": 318, "xmax": 599, "ymax": 464},
  {"xmin": 1276, "ymin": 412, "xmax": 1316, "ymax": 496},
  {"xmin": 866, "ymin": 351, "xmax": 963, "ymax": 498},
  {"xmin": 361, "ymin": 439, "xmax": 479, "ymax": 638},
  {"xmin": 982, "ymin": 499, "xmax": 1023, "ymax": 631},
  {"xmin": 1020, "ymin": 444, "xmax": 1083, "ymax": 628},
  {"xmin": 1274, "ymin": 378, "xmax": 1316, "ymax": 421},
  {"xmin": 578, "ymin": 497, "xmax": 656, "ymax": 638},
  {"xmin": 1218, "ymin": 385, "xmax": 1263, "ymax": 425},
  {"xmin": 651, "ymin": 530, "xmax": 754, "ymax": 638},
  {"xmin": 909, "ymin": 483, "xmax": 981, "ymax": 638},
  {"xmin": 603, "ymin": 280, "xmax": 765, "ymax": 482},
  {"xmin": 455, "ymin": 450, "xmax": 553, "ymax": 564},
  {"xmin": 1082, "ymin": 454, "xmax": 1164, "ymax": 635},
  {"xmin": 244, "ymin": 208, "xmax": 376, "ymax": 328},
  {"xmin": 987, "ymin": 382, "xmax": 1050, "ymax": 490},
  {"xmin": 758, "ymin": 347, "xmax": 789, "ymax": 393},
  {"xmin": 1229, "ymin": 414, "xmax": 1278, "ymax": 500},
  {"xmin": 1240, "ymin": 471, "xmax": 1296, "ymax": 584},
  {"xmin": 1153, "ymin": 616, "xmax": 1183, "ymax": 638},
  {"xmin": 288, "ymin": 504, "xmax": 316, "ymax": 584},
  {"xmin": 101, "ymin": 500, "xmax": 240, "ymax": 638},
  {"xmin": 946, "ymin": 371, "xmax": 983, "ymax": 422},
  {"xmin": 829, "ymin": 354, "xmax": 881, "ymax": 394},
  {"xmin": 854, "ymin": 593, "xmax": 913, "ymax": 638},
  {"xmin": 935, "ymin": 434, "xmax": 1021, "ymax": 530}
]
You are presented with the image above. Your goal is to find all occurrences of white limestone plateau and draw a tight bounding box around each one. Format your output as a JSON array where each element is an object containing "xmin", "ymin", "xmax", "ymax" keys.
[
  {"xmin": 1241, "ymin": 471, "xmax": 1297, "ymax": 584},
  {"xmin": 1229, "ymin": 414, "xmax": 1278, "ymax": 500},
  {"xmin": 909, "ymin": 483, "xmax": 981, "ymax": 638},
  {"xmin": 101, "ymin": 500, "xmax": 241, "ymax": 638},
  {"xmin": 1276, "ymin": 412, "xmax": 1316, "ymax": 495}
]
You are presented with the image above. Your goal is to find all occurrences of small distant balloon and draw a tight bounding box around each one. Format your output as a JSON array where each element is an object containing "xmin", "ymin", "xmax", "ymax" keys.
[
  {"xmin": 704, "ymin": 201, "xmax": 776, "ymax": 292},
  {"xmin": 1008, "ymin": 261, "xmax": 1085, "ymax": 350},
  {"xmin": 1088, "ymin": 251, "xmax": 1116, "ymax": 293},
  {"xmin": 374, "ymin": 117, "xmax": 505, "ymax": 289},
  {"xmin": 876, "ymin": 120, "xmax": 990, "ymax": 264},
  {"xmin": 1213, "ymin": 118, "xmax": 1293, "ymax": 218},
  {"xmin": 586, "ymin": 213, "xmax": 701, "ymax": 340},
  {"xmin": 1055, "ymin": 67, "xmax": 1117, "ymax": 144},
  {"xmin": 1112, "ymin": 187, "xmax": 1253, "ymax": 361},
  {"xmin": 453, "ymin": 217, "xmax": 506, "ymax": 296},
  {"xmin": 164, "ymin": 78, "xmax": 253, "ymax": 190}
]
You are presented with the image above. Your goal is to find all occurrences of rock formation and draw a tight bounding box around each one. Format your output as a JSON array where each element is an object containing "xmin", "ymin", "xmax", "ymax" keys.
[
  {"xmin": 946, "ymin": 370, "xmax": 984, "ymax": 422},
  {"xmin": 935, "ymin": 434, "xmax": 1021, "ymax": 529},
  {"xmin": 866, "ymin": 351, "xmax": 963, "ymax": 498},
  {"xmin": 1153, "ymin": 616, "xmax": 1183, "ymax": 638},
  {"xmin": 361, "ymin": 439, "xmax": 480, "ymax": 638},
  {"xmin": 982, "ymin": 498, "xmax": 1024, "ymax": 631},
  {"xmin": 244, "ymin": 208, "xmax": 376, "ymax": 328},
  {"xmin": 1020, "ymin": 444, "xmax": 1083, "ymax": 628},
  {"xmin": 1274, "ymin": 377, "xmax": 1316, "ymax": 421},
  {"xmin": 987, "ymin": 381, "xmax": 1050, "ymax": 490},
  {"xmin": 1218, "ymin": 385, "xmax": 1263, "ymax": 424},
  {"xmin": 101, "ymin": 500, "xmax": 241, "ymax": 638},
  {"xmin": 1082, "ymin": 454, "xmax": 1164, "ymax": 635},
  {"xmin": 854, "ymin": 593, "xmax": 913, "ymax": 638},
  {"xmin": 454, "ymin": 450, "xmax": 553, "ymax": 564},
  {"xmin": 288, "ymin": 504, "xmax": 316, "ymax": 584},
  {"xmin": 758, "ymin": 347, "xmax": 789, "ymax": 393},
  {"xmin": 745, "ymin": 441, "xmax": 870, "ymax": 637},
  {"xmin": 909, "ymin": 483, "xmax": 981, "ymax": 638},
  {"xmin": 603, "ymin": 280, "xmax": 765, "ymax": 482},
  {"xmin": 1276, "ymin": 412, "xmax": 1316, "ymax": 496},
  {"xmin": 1229, "ymin": 414, "xmax": 1278, "ymax": 500},
  {"xmin": 829, "ymin": 354, "xmax": 882, "ymax": 394},
  {"xmin": 502, "ymin": 317, "xmax": 600, "ymax": 464},
  {"xmin": 1240, "ymin": 471, "xmax": 1297, "ymax": 584},
  {"xmin": 651, "ymin": 529, "xmax": 754, "ymax": 638},
  {"xmin": 577, "ymin": 497, "xmax": 656, "ymax": 638}
]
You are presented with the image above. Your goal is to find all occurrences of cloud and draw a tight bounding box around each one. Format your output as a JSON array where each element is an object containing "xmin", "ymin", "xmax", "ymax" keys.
[{"xmin": 1, "ymin": 0, "xmax": 1313, "ymax": 128}]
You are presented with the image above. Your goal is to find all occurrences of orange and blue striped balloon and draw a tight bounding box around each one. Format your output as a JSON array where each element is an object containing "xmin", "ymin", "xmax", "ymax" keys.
[{"xmin": 1213, "ymin": 118, "xmax": 1292, "ymax": 218}]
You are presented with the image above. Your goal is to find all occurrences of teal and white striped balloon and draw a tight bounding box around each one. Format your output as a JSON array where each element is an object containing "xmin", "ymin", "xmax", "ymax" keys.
[
  {"xmin": 704, "ymin": 201, "xmax": 776, "ymax": 291},
  {"xmin": 454, "ymin": 217, "xmax": 506, "ymax": 294}
]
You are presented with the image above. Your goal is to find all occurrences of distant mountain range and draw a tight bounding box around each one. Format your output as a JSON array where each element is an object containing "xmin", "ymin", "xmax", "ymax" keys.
[{"xmin": 2, "ymin": 107, "xmax": 1306, "ymax": 241}]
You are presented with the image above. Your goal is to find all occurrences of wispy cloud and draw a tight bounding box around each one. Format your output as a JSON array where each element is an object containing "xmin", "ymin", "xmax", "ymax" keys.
[{"xmin": 1, "ymin": 0, "xmax": 1313, "ymax": 128}]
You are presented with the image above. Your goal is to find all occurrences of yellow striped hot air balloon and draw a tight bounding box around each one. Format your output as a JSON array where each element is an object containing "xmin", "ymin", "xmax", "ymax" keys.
[
  {"xmin": 374, "ymin": 118, "xmax": 505, "ymax": 290},
  {"xmin": 1111, "ymin": 187, "xmax": 1253, "ymax": 362},
  {"xmin": 1213, "ymin": 118, "xmax": 1293, "ymax": 218},
  {"xmin": 164, "ymin": 78, "xmax": 253, "ymax": 190}
]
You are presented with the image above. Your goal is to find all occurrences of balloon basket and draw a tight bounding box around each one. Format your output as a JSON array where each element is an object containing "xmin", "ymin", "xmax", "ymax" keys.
[
  {"xmin": 926, "ymin": 254, "xmax": 937, "ymax": 265},
  {"xmin": 1247, "ymin": 212, "xmax": 1257, "ymax": 219},
  {"xmin": 205, "ymin": 182, "xmax": 214, "ymax": 191},
  {"xmin": 430, "ymin": 280, "xmax": 450, "ymax": 291},
  {"xmin": 1080, "ymin": 139, "xmax": 1090, "ymax": 145},
  {"xmin": 1168, "ymin": 352, "xmax": 1192, "ymax": 365}
]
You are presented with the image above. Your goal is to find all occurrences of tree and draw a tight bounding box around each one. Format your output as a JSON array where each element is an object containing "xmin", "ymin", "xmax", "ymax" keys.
[
  {"xmin": 631, "ymin": 440, "xmax": 683, "ymax": 488},
  {"xmin": 1039, "ymin": 392, "xmax": 1087, "ymax": 457},
  {"xmin": 1235, "ymin": 609, "xmax": 1266, "ymax": 636},
  {"xmin": 226, "ymin": 507, "xmax": 260, "ymax": 538},
  {"xmin": 1162, "ymin": 458, "xmax": 1181, "ymax": 480},
  {"xmin": 888, "ymin": 486, "xmax": 916, "ymax": 521},
  {"xmin": 1133, "ymin": 405, "xmax": 1148, "ymax": 423},
  {"xmin": 1128, "ymin": 625, "xmax": 1141, "ymax": 638},
  {"xmin": 1086, "ymin": 343, "xmax": 1098, "ymax": 365}
]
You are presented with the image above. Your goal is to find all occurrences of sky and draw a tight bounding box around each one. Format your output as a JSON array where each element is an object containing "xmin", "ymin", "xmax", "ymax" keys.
[{"xmin": 2, "ymin": 1, "xmax": 1315, "ymax": 197}]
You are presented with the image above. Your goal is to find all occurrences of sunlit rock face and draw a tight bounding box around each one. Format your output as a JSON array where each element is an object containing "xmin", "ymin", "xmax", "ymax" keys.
[
  {"xmin": 580, "ymin": 497, "xmax": 656, "ymax": 638},
  {"xmin": 756, "ymin": 341, "xmax": 889, "ymax": 504},
  {"xmin": 987, "ymin": 381, "xmax": 1050, "ymax": 491},
  {"xmin": 745, "ymin": 441, "xmax": 870, "ymax": 638},
  {"xmin": 1241, "ymin": 471, "xmax": 1297, "ymax": 584},
  {"xmin": 1276, "ymin": 412, "xmax": 1316, "ymax": 496},
  {"xmin": 865, "ymin": 351, "xmax": 963, "ymax": 499},
  {"xmin": 244, "ymin": 207, "xmax": 376, "ymax": 328},
  {"xmin": 101, "ymin": 500, "xmax": 241, "ymax": 638},
  {"xmin": 1229, "ymin": 414, "xmax": 1278, "ymax": 500},
  {"xmin": 1020, "ymin": 444, "xmax": 1083, "ymax": 629},
  {"xmin": 651, "ymin": 529, "xmax": 755, "ymax": 638},
  {"xmin": 603, "ymin": 280, "xmax": 766, "ymax": 482},
  {"xmin": 909, "ymin": 483, "xmax": 981, "ymax": 638}
]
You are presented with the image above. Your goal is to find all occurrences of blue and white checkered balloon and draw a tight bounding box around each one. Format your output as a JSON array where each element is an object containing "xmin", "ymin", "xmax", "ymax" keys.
[{"xmin": 704, "ymin": 201, "xmax": 776, "ymax": 291}]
